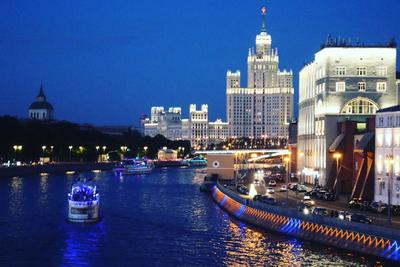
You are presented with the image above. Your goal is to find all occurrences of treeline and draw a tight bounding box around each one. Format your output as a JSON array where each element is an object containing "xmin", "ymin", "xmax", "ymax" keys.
[{"xmin": 0, "ymin": 116, "xmax": 191, "ymax": 162}]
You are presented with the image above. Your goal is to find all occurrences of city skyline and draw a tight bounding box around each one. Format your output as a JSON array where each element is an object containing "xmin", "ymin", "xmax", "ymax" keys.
[{"xmin": 0, "ymin": 0, "xmax": 399, "ymax": 125}]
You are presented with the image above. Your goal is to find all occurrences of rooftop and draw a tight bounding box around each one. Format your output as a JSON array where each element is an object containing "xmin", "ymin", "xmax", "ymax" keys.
[
  {"xmin": 320, "ymin": 35, "xmax": 396, "ymax": 50},
  {"xmin": 376, "ymin": 105, "xmax": 400, "ymax": 113}
]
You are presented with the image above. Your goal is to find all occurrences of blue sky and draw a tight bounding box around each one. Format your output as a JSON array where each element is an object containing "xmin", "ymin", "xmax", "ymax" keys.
[{"xmin": 0, "ymin": 0, "xmax": 399, "ymax": 126}]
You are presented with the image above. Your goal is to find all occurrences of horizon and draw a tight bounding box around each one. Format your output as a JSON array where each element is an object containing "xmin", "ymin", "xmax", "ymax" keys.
[{"xmin": 0, "ymin": 0, "xmax": 399, "ymax": 126}]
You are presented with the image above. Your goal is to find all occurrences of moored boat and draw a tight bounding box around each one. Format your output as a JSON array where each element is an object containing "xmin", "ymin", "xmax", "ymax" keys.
[
  {"xmin": 114, "ymin": 158, "xmax": 154, "ymax": 174},
  {"xmin": 189, "ymin": 157, "xmax": 207, "ymax": 167},
  {"xmin": 68, "ymin": 178, "xmax": 100, "ymax": 223}
]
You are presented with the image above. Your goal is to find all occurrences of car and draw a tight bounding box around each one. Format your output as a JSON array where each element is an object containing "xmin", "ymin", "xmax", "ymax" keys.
[
  {"xmin": 316, "ymin": 189, "xmax": 327, "ymax": 199},
  {"xmin": 348, "ymin": 198, "xmax": 363, "ymax": 209},
  {"xmin": 338, "ymin": 211, "xmax": 352, "ymax": 221},
  {"xmin": 360, "ymin": 201, "xmax": 371, "ymax": 211},
  {"xmin": 301, "ymin": 195, "xmax": 315, "ymax": 207},
  {"xmin": 266, "ymin": 187, "xmax": 275, "ymax": 194},
  {"xmin": 323, "ymin": 192, "xmax": 336, "ymax": 201},
  {"xmin": 288, "ymin": 183, "xmax": 297, "ymax": 190},
  {"xmin": 296, "ymin": 184, "xmax": 308, "ymax": 193},
  {"xmin": 237, "ymin": 185, "xmax": 249, "ymax": 195},
  {"xmin": 260, "ymin": 196, "xmax": 277, "ymax": 205},
  {"xmin": 279, "ymin": 185, "xmax": 287, "ymax": 192},
  {"xmin": 349, "ymin": 213, "xmax": 372, "ymax": 224},
  {"xmin": 268, "ymin": 180, "xmax": 277, "ymax": 187},
  {"xmin": 369, "ymin": 201, "xmax": 387, "ymax": 213},
  {"xmin": 312, "ymin": 207, "xmax": 329, "ymax": 216},
  {"xmin": 298, "ymin": 203, "xmax": 311, "ymax": 215}
]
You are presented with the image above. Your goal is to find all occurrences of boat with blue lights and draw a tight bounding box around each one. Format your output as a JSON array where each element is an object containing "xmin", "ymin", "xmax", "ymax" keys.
[
  {"xmin": 114, "ymin": 158, "xmax": 154, "ymax": 174},
  {"xmin": 67, "ymin": 178, "xmax": 100, "ymax": 223}
]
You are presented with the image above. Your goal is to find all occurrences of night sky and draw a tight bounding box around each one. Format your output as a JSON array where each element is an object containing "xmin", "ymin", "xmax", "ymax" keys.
[{"xmin": 0, "ymin": 0, "xmax": 399, "ymax": 126}]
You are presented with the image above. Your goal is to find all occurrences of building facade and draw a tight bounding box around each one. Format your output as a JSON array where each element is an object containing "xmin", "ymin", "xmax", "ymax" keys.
[
  {"xmin": 143, "ymin": 105, "xmax": 228, "ymax": 147},
  {"xmin": 226, "ymin": 6, "xmax": 294, "ymax": 139},
  {"xmin": 298, "ymin": 38, "xmax": 398, "ymax": 187},
  {"xmin": 375, "ymin": 106, "xmax": 400, "ymax": 205},
  {"xmin": 29, "ymin": 84, "xmax": 54, "ymax": 120}
]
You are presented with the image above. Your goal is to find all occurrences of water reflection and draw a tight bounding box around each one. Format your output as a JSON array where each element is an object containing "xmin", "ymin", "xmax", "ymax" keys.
[
  {"xmin": 61, "ymin": 222, "xmax": 106, "ymax": 266},
  {"xmin": 9, "ymin": 176, "xmax": 23, "ymax": 219}
]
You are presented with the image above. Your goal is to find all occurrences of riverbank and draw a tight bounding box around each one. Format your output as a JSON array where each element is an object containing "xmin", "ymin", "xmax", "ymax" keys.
[
  {"xmin": 0, "ymin": 162, "xmax": 114, "ymax": 178},
  {"xmin": 212, "ymin": 182, "xmax": 400, "ymax": 262}
]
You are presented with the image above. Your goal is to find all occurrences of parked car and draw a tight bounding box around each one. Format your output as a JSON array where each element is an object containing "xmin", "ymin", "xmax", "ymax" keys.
[
  {"xmin": 359, "ymin": 201, "xmax": 371, "ymax": 211},
  {"xmin": 369, "ymin": 201, "xmax": 387, "ymax": 213},
  {"xmin": 268, "ymin": 180, "xmax": 277, "ymax": 187},
  {"xmin": 338, "ymin": 211, "xmax": 352, "ymax": 221},
  {"xmin": 312, "ymin": 207, "xmax": 329, "ymax": 216},
  {"xmin": 266, "ymin": 187, "xmax": 275, "ymax": 194},
  {"xmin": 301, "ymin": 195, "xmax": 315, "ymax": 207},
  {"xmin": 259, "ymin": 196, "xmax": 277, "ymax": 205},
  {"xmin": 296, "ymin": 184, "xmax": 308, "ymax": 193},
  {"xmin": 349, "ymin": 213, "xmax": 372, "ymax": 224},
  {"xmin": 288, "ymin": 183, "xmax": 297, "ymax": 190},
  {"xmin": 323, "ymin": 192, "xmax": 336, "ymax": 201},
  {"xmin": 348, "ymin": 198, "xmax": 363, "ymax": 209},
  {"xmin": 316, "ymin": 189, "xmax": 328, "ymax": 199},
  {"xmin": 279, "ymin": 185, "xmax": 287, "ymax": 192},
  {"xmin": 237, "ymin": 185, "xmax": 249, "ymax": 195}
]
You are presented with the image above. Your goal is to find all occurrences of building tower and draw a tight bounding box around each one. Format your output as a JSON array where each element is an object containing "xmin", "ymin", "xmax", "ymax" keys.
[
  {"xmin": 28, "ymin": 84, "xmax": 54, "ymax": 121},
  {"xmin": 226, "ymin": 6, "xmax": 294, "ymax": 139}
]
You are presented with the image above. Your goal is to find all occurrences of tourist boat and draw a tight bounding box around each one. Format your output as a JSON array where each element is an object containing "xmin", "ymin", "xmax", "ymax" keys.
[
  {"xmin": 189, "ymin": 157, "xmax": 207, "ymax": 167},
  {"xmin": 67, "ymin": 178, "xmax": 100, "ymax": 223},
  {"xmin": 115, "ymin": 158, "xmax": 154, "ymax": 174}
]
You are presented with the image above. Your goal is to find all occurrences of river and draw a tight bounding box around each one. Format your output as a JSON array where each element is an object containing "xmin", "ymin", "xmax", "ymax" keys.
[{"xmin": 0, "ymin": 168, "xmax": 385, "ymax": 266}]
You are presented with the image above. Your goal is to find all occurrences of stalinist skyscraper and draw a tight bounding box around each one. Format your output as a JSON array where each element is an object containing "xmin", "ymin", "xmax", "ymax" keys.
[{"xmin": 226, "ymin": 6, "xmax": 294, "ymax": 139}]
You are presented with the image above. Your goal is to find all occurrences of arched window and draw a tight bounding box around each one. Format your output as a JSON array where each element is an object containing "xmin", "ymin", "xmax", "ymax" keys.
[{"xmin": 341, "ymin": 97, "xmax": 379, "ymax": 115}]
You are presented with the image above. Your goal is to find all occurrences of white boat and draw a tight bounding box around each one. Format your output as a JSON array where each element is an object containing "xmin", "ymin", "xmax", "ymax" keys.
[
  {"xmin": 115, "ymin": 158, "xmax": 154, "ymax": 174},
  {"xmin": 67, "ymin": 179, "xmax": 100, "ymax": 223},
  {"xmin": 189, "ymin": 157, "xmax": 207, "ymax": 167}
]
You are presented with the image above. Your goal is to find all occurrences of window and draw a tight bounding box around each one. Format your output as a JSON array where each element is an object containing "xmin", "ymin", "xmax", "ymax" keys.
[
  {"xmin": 377, "ymin": 66, "xmax": 387, "ymax": 76},
  {"xmin": 335, "ymin": 82, "xmax": 346, "ymax": 92},
  {"xmin": 358, "ymin": 82, "xmax": 366, "ymax": 91},
  {"xmin": 357, "ymin": 67, "xmax": 367, "ymax": 76},
  {"xmin": 336, "ymin": 67, "xmax": 346, "ymax": 76},
  {"xmin": 341, "ymin": 97, "xmax": 378, "ymax": 114},
  {"xmin": 377, "ymin": 82, "xmax": 387, "ymax": 92}
]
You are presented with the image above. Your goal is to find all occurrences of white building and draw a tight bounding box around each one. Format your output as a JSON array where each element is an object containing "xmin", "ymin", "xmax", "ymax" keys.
[
  {"xmin": 29, "ymin": 84, "xmax": 54, "ymax": 120},
  {"xmin": 375, "ymin": 106, "xmax": 400, "ymax": 205},
  {"xmin": 298, "ymin": 38, "xmax": 398, "ymax": 187},
  {"xmin": 143, "ymin": 107, "xmax": 183, "ymax": 140},
  {"xmin": 143, "ymin": 105, "xmax": 228, "ymax": 147},
  {"xmin": 226, "ymin": 6, "xmax": 294, "ymax": 139}
]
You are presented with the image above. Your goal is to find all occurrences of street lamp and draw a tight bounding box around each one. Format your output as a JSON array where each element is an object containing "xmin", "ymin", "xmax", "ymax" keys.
[
  {"xmin": 284, "ymin": 156, "xmax": 290, "ymax": 208},
  {"xmin": 385, "ymin": 155, "xmax": 394, "ymax": 225},
  {"xmin": 68, "ymin": 146, "xmax": 73, "ymax": 161},
  {"xmin": 50, "ymin": 146, "xmax": 54, "ymax": 162},
  {"xmin": 333, "ymin": 152, "xmax": 342, "ymax": 196},
  {"xmin": 13, "ymin": 145, "xmax": 22, "ymax": 161},
  {"xmin": 102, "ymin": 146, "xmax": 107, "ymax": 153},
  {"xmin": 96, "ymin": 146, "xmax": 100, "ymax": 162},
  {"xmin": 42, "ymin": 146, "xmax": 47, "ymax": 158}
]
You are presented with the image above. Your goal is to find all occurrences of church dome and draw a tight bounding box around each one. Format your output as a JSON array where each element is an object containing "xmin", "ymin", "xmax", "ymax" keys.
[{"xmin": 29, "ymin": 101, "xmax": 54, "ymax": 110}]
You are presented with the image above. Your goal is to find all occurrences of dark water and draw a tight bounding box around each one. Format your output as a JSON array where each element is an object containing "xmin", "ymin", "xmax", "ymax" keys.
[{"xmin": 0, "ymin": 168, "xmax": 387, "ymax": 266}]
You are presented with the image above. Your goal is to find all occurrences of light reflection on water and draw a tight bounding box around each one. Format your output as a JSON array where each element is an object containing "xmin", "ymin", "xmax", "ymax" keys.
[{"xmin": 0, "ymin": 168, "xmax": 386, "ymax": 266}]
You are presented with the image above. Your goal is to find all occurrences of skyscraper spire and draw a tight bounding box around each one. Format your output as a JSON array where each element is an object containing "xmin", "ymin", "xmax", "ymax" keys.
[{"xmin": 261, "ymin": 5, "xmax": 267, "ymax": 32}]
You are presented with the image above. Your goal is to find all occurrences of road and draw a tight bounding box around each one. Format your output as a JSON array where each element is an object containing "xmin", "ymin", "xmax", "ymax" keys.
[{"xmin": 238, "ymin": 169, "xmax": 400, "ymax": 229}]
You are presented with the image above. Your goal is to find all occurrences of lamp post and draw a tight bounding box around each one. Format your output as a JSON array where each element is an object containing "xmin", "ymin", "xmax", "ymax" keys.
[
  {"xmin": 13, "ymin": 145, "xmax": 22, "ymax": 162},
  {"xmin": 333, "ymin": 152, "xmax": 342, "ymax": 196},
  {"xmin": 284, "ymin": 156, "xmax": 290, "ymax": 208},
  {"xmin": 299, "ymin": 151, "xmax": 305, "ymax": 184},
  {"xmin": 385, "ymin": 155, "xmax": 394, "ymax": 225},
  {"xmin": 50, "ymin": 146, "xmax": 54, "ymax": 162},
  {"xmin": 68, "ymin": 146, "xmax": 73, "ymax": 161},
  {"xmin": 95, "ymin": 146, "xmax": 100, "ymax": 162}
]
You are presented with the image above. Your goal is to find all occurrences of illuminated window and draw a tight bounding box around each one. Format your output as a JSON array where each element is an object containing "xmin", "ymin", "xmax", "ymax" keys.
[
  {"xmin": 341, "ymin": 97, "xmax": 378, "ymax": 114},
  {"xmin": 336, "ymin": 67, "xmax": 346, "ymax": 76},
  {"xmin": 377, "ymin": 66, "xmax": 387, "ymax": 76},
  {"xmin": 358, "ymin": 82, "xmax": 366, "ymax": 91},
  {"xmin": 377, "ymin": 82, "xmax": 387, "ymax": 92},
  {"xmin": 357, "ymin": 67, "xmax": 367, "ymax": 76},
  {"xmin": 336, "ymin": 82, "xmax": 346, "ymax": 92}
]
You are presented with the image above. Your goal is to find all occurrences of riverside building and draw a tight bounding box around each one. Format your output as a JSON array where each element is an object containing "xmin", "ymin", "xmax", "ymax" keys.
[
  {"xmin": 375, "ymin": 106, "xmax": 400, "ymax": 205},
  {"xmin": 143, "ymin": 105, "xmax": 228, "ymax": 147},
  {"xmin": 28, "ymin": 84, "xmax": 54, "ymax": 121},
  {"xmin": 297, "ymin": 37, "xmax": 398, "ymax": 187},
  {"xmin": 226, "ymin": 6, "xmax": 294, "ymax": 139}
]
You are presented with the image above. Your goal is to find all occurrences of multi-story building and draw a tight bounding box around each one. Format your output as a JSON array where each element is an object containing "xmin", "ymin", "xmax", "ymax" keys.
[
  {"xmin": 226, "ymin": 6, "xmax": 294, "ymax": 139},
  {"xmin": 143, "ymin": 105, "xmax": 228, "ymax": 147},
  {"xmin": 143, "ymin": 107, "xmax": 183, "ymax": 140},
  {"xmin": 375, "ymin": 106, "xmax": 400, "ymax": 205},
  {"xmin": 209, "ymin": 119, "xmax": 229, "ymax": 145},
  {"xmin": 298, "ymin": 37, "xmax": 398, "ymax": 187}
]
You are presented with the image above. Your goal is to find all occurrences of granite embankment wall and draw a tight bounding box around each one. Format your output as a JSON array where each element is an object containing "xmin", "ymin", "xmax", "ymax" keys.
[
  {"xmin": 0, "ymin": 162, "xmax": 114, "ymax": 178},
  {"xmin": 212, "ymin": 183, "xmax": 400, "ymax": 262}
]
